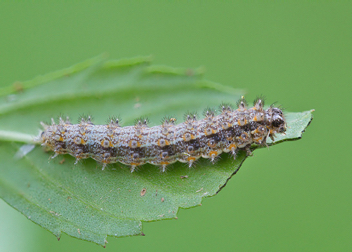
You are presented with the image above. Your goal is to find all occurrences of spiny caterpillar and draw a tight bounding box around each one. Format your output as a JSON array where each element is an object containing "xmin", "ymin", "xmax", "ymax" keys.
[{"xmin": 36, "ymin": 97, "xmax": 286, "ymax": 172}]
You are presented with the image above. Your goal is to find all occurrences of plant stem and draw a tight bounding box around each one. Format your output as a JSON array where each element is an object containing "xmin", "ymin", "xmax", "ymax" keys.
[{"xmin": 0, "ymin": 130, "xmax": 36, "ymax": 144}]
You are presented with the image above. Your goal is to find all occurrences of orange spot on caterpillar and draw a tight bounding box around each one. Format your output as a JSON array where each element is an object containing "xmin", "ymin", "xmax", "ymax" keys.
[
  {"xmin": 182, "ymin": 133, "xmax": 192, "ymax": 142},
  {"xmin": 221, "ymin": 122, "xmax": 232, "ymax": 130},
  {"xmin": 237, "ymin": 118, "xmax": 247, "ymax": 126},
  {"xmin": 157, "ymin": 139, "xmax": 170, "ymax": 147},
  {"xmin": 254, "ymin": 136, "xmax": 264, "ymax": 143},
  {"xmin": 209, "ymin": 151, "xmax": 218, "ymax": 156},
  {"xmin": 229, "ymin": 144, "xmax": 237, "ymax": 150},
  {"xmin": 129, "ymin": 140, "xmax": 141, "ymax": 148},
  {"xmin": 252, "ymin": 128, "xmax": 260, "ymax": 134},
  {"xmin": 101, "ymin": 140, "xmax": 113, "ymax": 148}
]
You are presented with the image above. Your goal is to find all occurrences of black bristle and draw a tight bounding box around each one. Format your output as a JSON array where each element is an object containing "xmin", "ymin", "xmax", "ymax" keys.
[
  {"xmin": 78, "ymin": 114, "xmax": 90, "ymax": 123},
  {"xmin": 160, "ymin": 115, "xmax": 177, "ymax": 125},
  {"xmin": 236, "ymin": 97, "xmax": 248, "ymax": 108},
  {"xmin": 253, "ymin": 95, "xmax": 266, "ymax": 106},
  {"xmin": 134, "ymin": 116, "xmax": 149, "ymax": 126},
  {"xmin": 184, "ymin": 111, "xmax": 198, "ymax": 122},
  {"xmin": 202, "ymin": 107, "xmax": 216, "ymax": 117},
  {"xmin": 107, "ymin": 115, "xmax": 121, "ymax": 126},
  {"xmin": 219, "ymin": 103, "xmax": 233, "ymax": 112}
]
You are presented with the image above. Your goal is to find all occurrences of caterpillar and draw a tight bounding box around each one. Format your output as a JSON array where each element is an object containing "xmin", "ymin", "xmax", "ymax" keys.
[{"xmin": 36, "ymin": 97, "xmax": 286, "ymax": 172}]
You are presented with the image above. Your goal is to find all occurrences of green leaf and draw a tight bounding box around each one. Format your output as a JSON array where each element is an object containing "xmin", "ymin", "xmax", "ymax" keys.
[{"xmin": 0, "ymin": 56, "xmax": 313, "ymax": 246}]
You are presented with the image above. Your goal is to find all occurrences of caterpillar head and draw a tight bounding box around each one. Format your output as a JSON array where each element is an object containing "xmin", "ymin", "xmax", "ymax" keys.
[{"xmin": 271, "ymin": 108, "xmax": 286, "ymax": 133}]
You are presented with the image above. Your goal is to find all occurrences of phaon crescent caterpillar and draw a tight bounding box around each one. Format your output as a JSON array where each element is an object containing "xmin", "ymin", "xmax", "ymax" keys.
[{"xmin": 36, "ymin": 97, "xmax": 286, "ymax": 172}]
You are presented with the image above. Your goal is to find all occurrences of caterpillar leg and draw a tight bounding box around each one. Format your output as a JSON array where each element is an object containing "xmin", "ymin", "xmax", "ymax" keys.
[
  {"xmin": 245, "ymin": 146, "xmax": 253, "ymax": 156},
  {"xmin": 161, "ymin": 164, "xmax": 167, "ymax": 173}
]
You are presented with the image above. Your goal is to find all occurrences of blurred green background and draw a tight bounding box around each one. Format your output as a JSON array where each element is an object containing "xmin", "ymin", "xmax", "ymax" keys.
[{"xmin": 0, "ymin": 1, "xmax": 350, "ymax": 251}]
